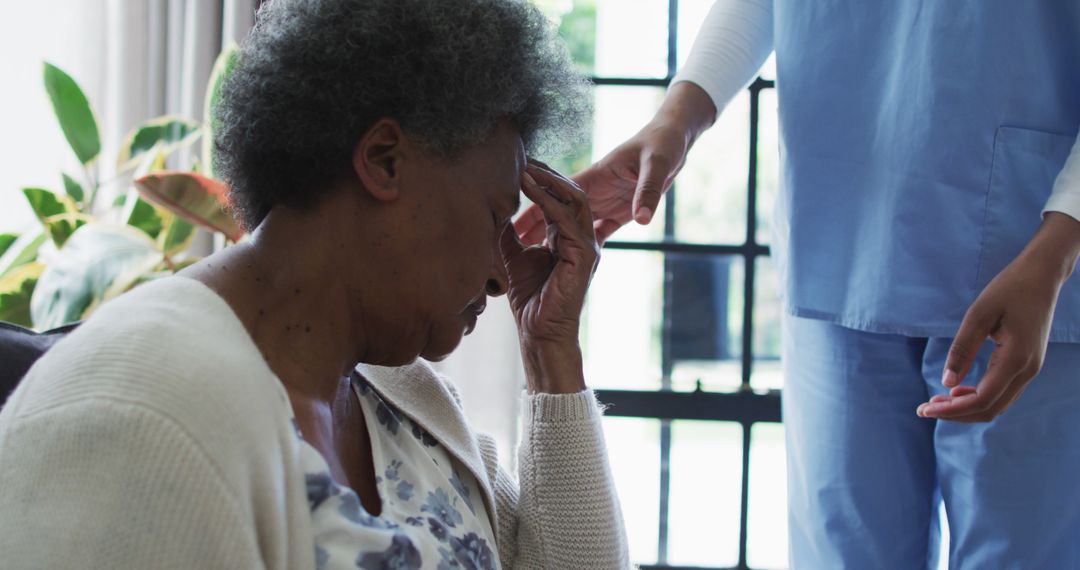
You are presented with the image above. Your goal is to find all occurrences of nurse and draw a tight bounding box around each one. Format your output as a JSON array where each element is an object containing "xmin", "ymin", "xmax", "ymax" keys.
[{"xmin": 516, "ymin": 1, "xmax": 1080, "ymax": 567}]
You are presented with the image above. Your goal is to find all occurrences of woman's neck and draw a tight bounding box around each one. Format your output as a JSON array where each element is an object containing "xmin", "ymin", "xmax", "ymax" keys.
[{"xmin": 181, "ymin": 213, "xmax": 371, "ymax": 404}]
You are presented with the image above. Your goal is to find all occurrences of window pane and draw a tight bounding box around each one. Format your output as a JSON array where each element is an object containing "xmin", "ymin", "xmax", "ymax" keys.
[
  {"xmin": 667, "ymin": 421, "xmax": 743, "ymax": 567},
  {"xmin": 747, "ymin": 423, "xmax": 789, "ymax": 569},
  {"xmin": 676, "ymin": 0, "xmax": 716, "ymax": 69},
  {"xmin": 1, "ymin": 2, "xmax": 107, "ymax": 233},
  {"xmin": 602, "ymin": 417, "xmax": 661, "ymax": 565},
  {"xmin": 591, "ymin": 84, "xmax": 669, "ymax": 242},
  {"xmin": 669, "ymin": 254, "xmax": 744, "ymax": 393},
  {"xmin": 759, "ymin": 53, "xmax": 777, "ymax": 81},
  {"xmin": 673, "ymin": 91, "xmax": 749, "ymax": 245},
  {"xmin": 752, "ymin": 255, "xmax": 783, "ymax": 390},
  {"xmin": 583, "ymin": 250, "xmax": 663, "ymax": 390},
  {"xmin": 677, "ymin": 0, "xmax": 776, "ymax": 80},
  {"xmin": 756, "ymin": 87, "xmax": 780, "ymax": 245},
  {"xmin": 542, "ymin": 0, "xmax": 669, "ymax": 79}
]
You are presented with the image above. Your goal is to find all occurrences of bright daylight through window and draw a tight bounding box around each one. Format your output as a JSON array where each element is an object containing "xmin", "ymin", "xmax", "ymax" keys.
[{"xmin": 536, "ymin": 1, "xmax": 786, "ymax": 568}]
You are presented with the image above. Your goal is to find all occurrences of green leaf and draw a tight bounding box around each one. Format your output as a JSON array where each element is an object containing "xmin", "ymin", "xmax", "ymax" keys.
[
  {"xmin": 23, "ymin": 187, "xmax": 73, "ymax": 222},
  {"xmin": 0, "ymin": 233, "xmax": 17, "ymax": 258},
  {"xmin": 202, "ymin": 43, "xmax": 240, "ymax": 179},
  {"xmin": 30, "ymin": 224, "xmax": 162, "ymax": 330},
  {"xmin": 0, "ymin": 262, "xmax": 45, "ymax": 328},
  {"xmin": 0, "ymin": 227, "xmax": 46, "ymax": 278},
  {"xmin": 43, "ymin": 62, "xmax": 101, "ymax": 165},
  {"xmin": 116, "ymin": 116, "xmax": 202, "ymax": 171},
  {"xmin": 42, "ymin": 212, "xmax": 93, "ymax": 248},
  {"xmin": 135, "ymin": 171, "xmax": 244, "ymax": 242},
  {"xmin": 61, "ymin": 173, "xmax": 85, "ymax": 204},
  {"xmin": 157, "ymin": 213, "xmax": 197, "ymax": 257},
  {"xmin": 23, "ymin": 187, "xmax": 85, "ymax": 247},
  {"xmin": 120, "ymin": 189, "xmax": 165, "ymax": 238}
]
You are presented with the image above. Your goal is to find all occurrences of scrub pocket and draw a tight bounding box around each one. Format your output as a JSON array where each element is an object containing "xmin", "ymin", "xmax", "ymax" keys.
[{"xmin": 977, "ymin": 126, "xmax": 1080, "ymax": 341}]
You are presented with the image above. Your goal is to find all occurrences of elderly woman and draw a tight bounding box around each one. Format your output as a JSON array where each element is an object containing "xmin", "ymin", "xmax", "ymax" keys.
[{"xmin": 0, "ymin": 0, "xmax": 628, "ymax": 568}]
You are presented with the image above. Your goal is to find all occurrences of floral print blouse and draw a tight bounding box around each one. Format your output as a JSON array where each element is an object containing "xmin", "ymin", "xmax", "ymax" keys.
[{"xmin": 294, "ymin": 376, "xmax": 500, "ymax": 570}]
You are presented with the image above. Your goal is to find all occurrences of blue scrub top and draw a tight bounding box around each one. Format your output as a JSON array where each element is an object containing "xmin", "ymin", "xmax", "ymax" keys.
[{"xmin": 771, "ymin": 1, "xmax": 1080, "ymax": 340}]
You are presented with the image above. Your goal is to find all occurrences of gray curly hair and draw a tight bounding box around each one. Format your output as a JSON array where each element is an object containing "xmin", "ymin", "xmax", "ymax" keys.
[{"xmin": 214, "ymin": 0, "xmax": 591, "ymax": 230}]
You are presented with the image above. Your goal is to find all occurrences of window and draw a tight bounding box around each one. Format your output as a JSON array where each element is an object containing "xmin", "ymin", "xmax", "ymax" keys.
[
  {"xmin": 539, "ymin": 1, "xmax": 785, "ymax": 568},
  {"xmin": 0, "ymin": 1, "xmax": 107, "ymax": 235}
]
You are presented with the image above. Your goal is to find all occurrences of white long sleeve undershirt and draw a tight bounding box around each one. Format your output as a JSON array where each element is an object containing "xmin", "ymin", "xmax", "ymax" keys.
[{"xmin": 670, "ymin": 0, "xmax": 1080, "ymax": 224}]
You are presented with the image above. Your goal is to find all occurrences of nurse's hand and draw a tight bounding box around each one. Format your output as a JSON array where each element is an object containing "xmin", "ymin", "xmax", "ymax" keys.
[
  {"xmin": 514, "ymin": 82, "xmax": 716, "ymax": 245},
  {"xmin": 917, "ymin": 212, "xmax": 1080, "ymax": 422}
]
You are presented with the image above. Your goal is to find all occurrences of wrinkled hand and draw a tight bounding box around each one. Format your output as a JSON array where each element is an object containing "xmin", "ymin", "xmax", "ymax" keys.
[
  {"xmin": 501, "ymin": 161, "xmax": 600, "ymax": 392},
  {"xmin": 918, "ymin": 212, "xmax": 1080, "ymax": 422}
]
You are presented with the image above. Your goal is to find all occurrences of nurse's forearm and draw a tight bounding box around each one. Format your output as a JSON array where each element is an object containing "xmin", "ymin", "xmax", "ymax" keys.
[
  {"xmin": 653, "ymin": 82, "xmax": 718, "ymax": 148},
  {"xmin": 1042, "ymin": 132, "xmax": 1080, "ymax": 225},
  {"xmin": 1025, "ymin": 212, "xmax": 1080, "ymax": 284}
]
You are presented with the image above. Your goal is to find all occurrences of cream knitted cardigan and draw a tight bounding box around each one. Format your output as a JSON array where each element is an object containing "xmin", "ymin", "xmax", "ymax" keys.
[{"xmin": 0, "ymin": 277, "xmax": 629, "ymax": 569}]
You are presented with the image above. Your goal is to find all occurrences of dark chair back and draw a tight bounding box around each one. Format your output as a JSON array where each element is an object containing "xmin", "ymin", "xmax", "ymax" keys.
[{"xmin": 0, "ymin": 321, "xmax": 79, "ymax": 408}]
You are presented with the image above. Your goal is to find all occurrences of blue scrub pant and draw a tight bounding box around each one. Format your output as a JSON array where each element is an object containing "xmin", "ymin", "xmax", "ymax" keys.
[{"xmin": 783, "ymin": 314, "xmax": 1080, "ymax": 569}]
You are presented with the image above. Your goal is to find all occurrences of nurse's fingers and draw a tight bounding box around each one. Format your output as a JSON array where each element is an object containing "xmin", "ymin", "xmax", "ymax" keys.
[
  {"xmin": 631, "ymin": 153, "xmax": 671, "ymax": 226},
  {"xmin": 594, "ymin": 218, "xmax": 622, "ymax": 246},
  {"xmin": 515, "ymin": 203, "xmax": 547, "ymax": 246},
  {"xmin": 941, "ymin": 380, "xmax": 1030, "ymax": 423},
  {"xmin": 920, "ymin": 339, "xmax": 1033, "ymax": 420},
  {"xmin": 916, "ymin": 386, "xmax": 976, "ymax": 416},
  {"xmin": 942, "ymin": 305, "xmax": 999, "ymax": 388}
]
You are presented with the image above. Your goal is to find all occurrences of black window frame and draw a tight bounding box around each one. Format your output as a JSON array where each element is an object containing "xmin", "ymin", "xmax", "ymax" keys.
[{"xmin": 586, "ymin": 2, "xmax": 781, "ymax": 569}]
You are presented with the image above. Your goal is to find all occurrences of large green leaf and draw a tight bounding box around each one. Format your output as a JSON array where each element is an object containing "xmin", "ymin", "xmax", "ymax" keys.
[
  {"xmin": 61, "ymin": 173, "xmax": 85, "ymax": 204},
  {"xmin": 23, "ymin": 187, "xmax": 82, "ymax": 247},
  {"xmin": 157, "ymin": 213, "xmax": 197, "ymax": 256},
  {"xmin": 0, "ymin": 262, "xmax": 45, "ymax": 328},
  {"xmin": 43, "ymin": 62, "xmax": 100, "ymax": 165},
  {"xmin": 23, "ymin": 187, "xmax": 73, "ymax": 221},
  {"xmin": 120, "ymin": 189, "xmax": 165, "ymax": 239},
  {"xmin": 30, "ymin": 224, "xmax": 163, "ymax": 330},
  {"xmin": 0, "ymin": 233, "xmax": 17, "ymax": 258},
  {"xmin": 0, "ymin": 227, "xmax": 46, "ymax": 278},
  {"xmin": 202, "ymin": 43, "xmax": 240, "ymax": 179},
  {"xmin": 116, "ymin": 116, "xmax": 202, "ymax": 171},
  {"xmin": 135, "ymin": 171, "xmax": 244, "ymax": 242}
]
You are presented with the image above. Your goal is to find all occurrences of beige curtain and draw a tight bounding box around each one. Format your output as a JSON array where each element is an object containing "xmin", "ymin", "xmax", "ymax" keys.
[{"xmin": 100, "ymin": 0, "xmax": 255, "ymax": 227}]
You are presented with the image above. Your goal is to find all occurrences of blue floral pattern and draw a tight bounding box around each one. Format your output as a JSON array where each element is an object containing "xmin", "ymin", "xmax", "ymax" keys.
[
  {"xmin": 296, "ymin": 375, "xmax": 499, "ymax": 569},
  {"xmin": 356, "ymin": 534, "xmax": 423, "ymax": 570}
]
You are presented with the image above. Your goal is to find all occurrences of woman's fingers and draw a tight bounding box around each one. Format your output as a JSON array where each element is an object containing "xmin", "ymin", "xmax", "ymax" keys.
[
  {"xmin": 520, "ymin": 171, "xmax": 577, "ymax": 237},
  {"xmin": 500, "ymin": 223, "xmax": 525, "ymax": 262},
  {"xmin": 520, "ymin": 167, "xmax": 599, "ymax": 274},
  {"xmin": 526, "ymin": 161, "xmax": 593, "ymax": 232}
]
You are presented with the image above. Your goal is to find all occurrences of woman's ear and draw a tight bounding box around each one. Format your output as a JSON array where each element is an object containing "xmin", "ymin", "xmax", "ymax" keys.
[{"xmin": 352, "ymin": 118, "xmax": 406, "ymax": 203}]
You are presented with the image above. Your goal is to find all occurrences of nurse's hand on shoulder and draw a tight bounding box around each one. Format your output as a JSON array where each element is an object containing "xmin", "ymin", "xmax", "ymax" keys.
[
  {"xmin": 917, "ymin": 212, "xmax": 1080, "ymax": 422},
  {"xmin": 514, "ymin": 82, "xmax": 716, "ymax": 246}
]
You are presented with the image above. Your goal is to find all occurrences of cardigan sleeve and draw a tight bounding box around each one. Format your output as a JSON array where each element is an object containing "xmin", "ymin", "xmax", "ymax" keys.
[
  {"xmin": 0, "ymin": 398, "xmax": 265, "ymax": 570},
  {"xmin": 482, "ymin": 390, "xmax": 630, "ymax": 570}
]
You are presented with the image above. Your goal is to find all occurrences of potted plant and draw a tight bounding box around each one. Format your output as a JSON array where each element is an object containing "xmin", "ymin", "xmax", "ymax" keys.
[{"xmin": 0, "ymin": 46, "xmax": 243, "ymax": 330}]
